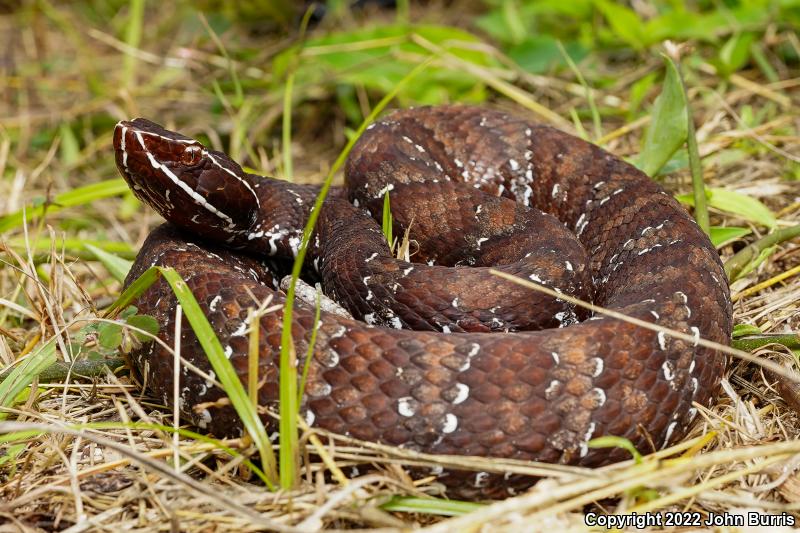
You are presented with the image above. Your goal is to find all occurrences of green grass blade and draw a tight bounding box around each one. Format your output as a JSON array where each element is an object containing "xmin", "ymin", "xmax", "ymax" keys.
[
  {"xmin": 588, "ymin": 435, "xmax": 643, "ymax": 464},
  {"xmin": 297, "ymin": 290, "xmax": 322, "ymax": 407},
  {"xmin": 0, "ymin": 337, "xmax": 58, "ymax": 420},
  {"xmin": 382, "ymin": 190, "xmax": 393, "ymax": 247},
  {"xmin": 85, "ymin": 244, "xmax": 133, "ymax": 283},
  {"xmin": 0, "ymin": 178, "xmax": 129, "ymax": 233},
  {"xmin": 278, "ymin": 56, "xmax": 435, "ymax": 490},
  {"xmin": 157, "ymin": 267, "xmax": 277, "ymax": 488},
  {"xmin": 103, "ymin": 265, "xmax": 161, "ymax": 318},
  {"xmin": 122, "ymin": 0, "xmax": 145, "ymax": 89}
]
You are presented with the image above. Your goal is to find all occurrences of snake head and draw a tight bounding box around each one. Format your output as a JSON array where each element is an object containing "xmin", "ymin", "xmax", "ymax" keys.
[{"xmin": 114, "ymin": 118, "xmax": 260, "ymax": 243}]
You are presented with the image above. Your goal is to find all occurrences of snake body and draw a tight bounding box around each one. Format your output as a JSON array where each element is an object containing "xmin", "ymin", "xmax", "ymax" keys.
[{"xmin": 114, "ymin": 105, "xmax": 732, "ymax": 497}]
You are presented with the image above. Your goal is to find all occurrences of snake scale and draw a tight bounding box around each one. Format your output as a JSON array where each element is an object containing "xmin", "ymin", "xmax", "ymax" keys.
[{"xmin": 114, "ymin": 105, "xmax": 732, "ymax": 498}]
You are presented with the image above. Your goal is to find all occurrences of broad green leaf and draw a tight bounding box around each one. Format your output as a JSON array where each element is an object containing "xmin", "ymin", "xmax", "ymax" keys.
[
  {"xmin": 592, "ymin": 0, "xmax": 647, "ymax": 50},
  {"xmin": 508, "ymin": 36, "xmax": 587, "ymax": 74},
  {"xmin": 709, "ymin": 226, "xmax": 751, "ymax": 248},
  {"xmin": 0, "ymin": 338, "xmax": 58, "ymax": 419},
  {"xmin": 637, "ymin": 55, "xmax": 688, "ymax": 177},
  {"xmin": 85, "ymin": 244, "xmax": 133, "ymax": 283},
  {"xmin": 126, "ymin": 315, "xmax": 159, "ymax": 341},
  {"xmin": 678, "ymin": 188, "xmax": 776, "ymax": 229},
  {"xmin": 97, "ymin": 322, "xmax": 123, "ymax": 350}
]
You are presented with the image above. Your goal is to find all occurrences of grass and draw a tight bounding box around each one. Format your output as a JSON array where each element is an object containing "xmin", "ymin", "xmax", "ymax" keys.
[{"xmin": 0, "ymin": 0, "xmax": 799, "ymax": 530}]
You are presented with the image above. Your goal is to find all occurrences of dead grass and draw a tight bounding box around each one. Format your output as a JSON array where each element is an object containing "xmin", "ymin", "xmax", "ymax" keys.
[{"xmin": 1, "ymin": 2, "xmax": 799, "ymax": 531}]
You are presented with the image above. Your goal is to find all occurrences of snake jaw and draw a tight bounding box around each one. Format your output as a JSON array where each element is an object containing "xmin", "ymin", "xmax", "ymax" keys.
[{"xmin": 114, "ymin": 118, "xmax": 261, "ymax": 245}]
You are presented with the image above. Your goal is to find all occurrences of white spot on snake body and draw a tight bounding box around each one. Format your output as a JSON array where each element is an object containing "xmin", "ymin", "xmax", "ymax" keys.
[
  {"xmin": 589, "ymin": 357, "xmax": 604, "ymax": 377},
  {"xmin": 528, "ymin": 273, "xmax": 543, "ymax": 283},
  {"xmin": 663, "ymin": 421, "xmax": 678, "ymax": 447},
  {"xmin": 442, "ymin": 325, "xmax": 452, "ymax": 334},
  {"xmin": 402, "ymin": 135, "xmax": 413, "ymax": 144},
  {"xmin": 690, "ymin": 326, "xmax": 700, "ymax": 346},
  {"xmin": 209, "ymin": 295, "xmax": 222, "ymax": 311},
  {"xmin": 231, "ymin": 322, "xmax": 247, "ymax": 337},
  {"xmin": 321, "ymin": 349, "xmax": 340, "ymax": 367},
  {"xmin": 590, "ymin": 388, "xmax": 606, "ymax": 407},
  {"xmin": 551, "ymin": 352, "xmax": 560, "ymax": 365},
  {"xmin": 475, "ymin": 204, "xmax": 482, "ymax": 215},
  {"xmin": 650, "ymin": 310, "xmax": 660, "ymax": 320},
  {"xmin": 364, "ymin": 313, "xmax": 377, "ymax": 325},
  {"xmin": 544, "ymin": 380, "xmax": 561, "ymax": 400},
  {"xmin": 374, "ymin": 183, "xmax": 394, "ymax": 199},
  {"xmin": 689, "ymin": 360, "xmax": 696, "ymax": 374},
  {"xmin": 442, "ymin": 413, "xmax": 458, "ymax": 433},
  {"xmin": 305, "ymin": 410, "xmax": 315, "ymax": 427},
  {"xmin": 657, "ymin": 332, "xmax": 668, "ymax": 350},
  {"xmin": 196, "ymin": 409, "xmax": 212, "ymax": 429},
  {"xmin": 365, "ymin": 290, "xmax": 374, "ymax": 301},
  {"xmin": 451, "ymin": 383, "xmax": 469, "ymax": 404},
  {"xmin": 389, "ymin": 316, "xmax": 403, "ymax": 329},
  {"xmin": 575, "ymin": 213, "xmax": 588, "ymax": 236},
  {"xmin": 508, "ymin": 159, "xmax": 519, "ymax": 170},
  {"xmin": 451, "ymin": 298, "xmax": 459, "ymax": 308},
  {"xmin": 552, "ymin": 183, "xmax": 560, "ymax": 198},
  {"xmin": 403, "ymin": 266, "xmax": 414, "ymax": 276},
  {"xmin": 474, "ymin": 472, "xmax": 489, "ymax": 487},
  {"xmin": 415, "ymin": 144, "xmax": 426, "ymax": 153},
  {"xmin": 476, "ymin": 237, "xmax": 488, "ymax": 249},
  {"xmin": 662, "ymin": 361, "xmax": 675, "ymax": 381},
  {"xmin": 691, "ymin": 377, "xmax": 698, "ymax": 394},
  {"xmin": 564, "ymin": 261, "xmax": 573, "ymax": 271},
  {"xmin": 397, "ymin": 397, "xmax": 416, "ymax": 417}
]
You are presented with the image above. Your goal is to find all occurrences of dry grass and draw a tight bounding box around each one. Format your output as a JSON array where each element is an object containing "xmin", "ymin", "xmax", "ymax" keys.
[{"xmin": 1, "ymin": 2, "xmax": 799, "ymax": 531}]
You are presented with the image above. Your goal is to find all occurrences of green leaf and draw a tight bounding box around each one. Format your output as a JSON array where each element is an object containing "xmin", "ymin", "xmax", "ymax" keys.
[
  {"xmin": 126, "ymin": 315, "xmax": 159, "ymax": 341},
  {"xmin": 709, "ymin": 226, "xmax": 751, "ymax": 248},
  {"xmin": 0, "ymin": 338, "xmax": 58, "ymax": 419},
  {"xmin": 85, "ymin": 243, "xmax": 133, "ymax": 283},
  {"xmin": 733, "ymin": 323, "xmax": 762, "ymax": 339},
  {"xmin": 97, "ymin": 322, "xmax": 123, "ymax": 350},
  {"xmin": 637, "ymin": 55, "xmax": 688, "ymax": 177},
  {"xmin": 677, "ymin": 188, "xmax": 776, "ymax": 229},
  {"xmin": 715, "ymin": 32, "xmax": 756, "ymax": 77},
  {"xmin": 592, "ymin": 0, "xmax": 647, "ymax": 50}
]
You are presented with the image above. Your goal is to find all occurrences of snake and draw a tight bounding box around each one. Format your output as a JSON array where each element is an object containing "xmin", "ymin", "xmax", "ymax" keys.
[{"xmin": 113, "ymin": 105, "xmax": 732, "ymax": 498}]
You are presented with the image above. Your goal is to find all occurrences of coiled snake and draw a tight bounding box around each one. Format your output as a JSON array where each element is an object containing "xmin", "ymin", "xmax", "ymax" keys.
[{"xmin": 114, "ymin": 105, "xmax": 732, "ymax": 498}]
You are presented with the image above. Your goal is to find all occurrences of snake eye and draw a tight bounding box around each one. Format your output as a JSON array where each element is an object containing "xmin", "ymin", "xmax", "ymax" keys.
[{"xmin": 180, "ymin": 145, "xmax": 203, "ymax": 165}]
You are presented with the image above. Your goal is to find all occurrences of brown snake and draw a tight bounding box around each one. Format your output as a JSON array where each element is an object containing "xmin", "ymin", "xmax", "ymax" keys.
[{"xmin": 114, "ymin": 105, "xmax": 732, "ymax": 498}]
